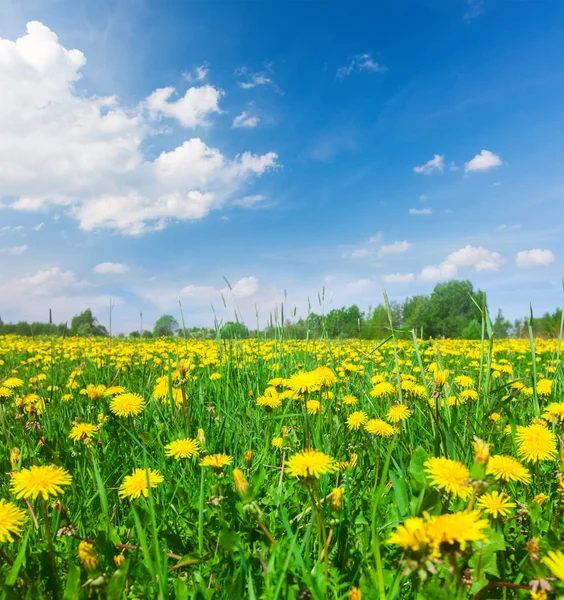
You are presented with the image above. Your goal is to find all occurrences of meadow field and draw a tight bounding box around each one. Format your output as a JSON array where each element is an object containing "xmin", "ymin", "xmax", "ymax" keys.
[{"xmin": 0, "ymin": 331, "xmax": 563, "ymax": 599}]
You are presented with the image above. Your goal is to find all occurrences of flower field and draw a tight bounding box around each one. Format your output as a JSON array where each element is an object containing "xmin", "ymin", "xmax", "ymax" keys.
[{"xmin": 0, "ymin": 334, "xmax": 563, "ymax": 599}]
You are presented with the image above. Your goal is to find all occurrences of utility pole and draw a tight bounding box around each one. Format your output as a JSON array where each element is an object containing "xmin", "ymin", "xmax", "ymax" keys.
[
  {"xmin": 140, "ymin": 312, "xmax": 143, "ymax": 337},
  {"xmin": 108, "ymin": 297, "xmax": 115, "ymax": 338}
]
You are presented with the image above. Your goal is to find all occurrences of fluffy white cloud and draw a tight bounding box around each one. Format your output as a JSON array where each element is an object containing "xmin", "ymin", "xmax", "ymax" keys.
[
  {"xmin": 516, "ymin": 249, "xmax": 555, "ymax": 268},
  {"xmin": 179, "ymin": 284, "xmax": 218, "ymax": 299},
  {"xmin": 0, "ymin": 22, "xmax": 278, "ymax": 234},
  {"xmin": 345, "ymin": 278, "xmax": 373, "ymax": 292},
  {"xmin": 378, "ymin": 240, "xmax": 411, "ymax": 257},
  {"xmin": 444, "ymin": 245, "xmax": 505, "ymax": 272},
  {"xmin": 0, "ymin": 245, "xmax": 28, "ymax": 255},
  {"xmin": 336, "ymin": 53, "xmax": 387, "ymax": 79},
  {"xmin": 93, "ymin": 262, "xmax": 129, "ymax": 274},
  {"xmin": 232, "ymin": 111, "xmax": 260, "ymax": 128},
  {"xmin": 183, "ymin": 64, "xmax": 209, "ymax": 82},
  {"xmin": 409, "ymin": 208, "xmax": 432, "ymax": 215},
  {"xmin": 351, "ymin": 249, "xmax": 370, "ymax": 258},
  {"xmin": 420, "ymin": 263, "xmax": 458, "ymax": 282},
  {"xmin": 464, "ymin": 150, "xmax": 503, "ymax": 172},
  {"xmin": 383, "ymin": 273, "xmax": 415, "ymax": 284},
  {"xmin": 145, "ymin": 85, "xmax": 222, "ymax": 128},
  {"xmin": 33, "ymin": 222, "xmax": 44, "ymax": 231},
  {"xmin": 230, "ymin": 276, "xmax": 259, "ymax": 298},
  {"xmin": 413, "ymin": 154, "xmax": 445, "ymax": 175}
]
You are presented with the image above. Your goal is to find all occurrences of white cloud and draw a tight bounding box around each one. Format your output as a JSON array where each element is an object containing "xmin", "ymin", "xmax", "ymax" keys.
[
  {"xmin": 232, "ymin": 194, "xmax": 268, "ymax": 209},
  {"xmin": 445, "ymin": 245, "xmax": 505, "ymax": 272},
  {"xmin": 33, "ymin": 222, "xmax": 44, "ymax": 231},
  {"xmin": 0, "ymin": 225, "xmax": 23, "ymax": 233},
  {"xmin": 464, "ymin": 149, "xmax": 503, "ymax": 172},
  {"xmin": 183, "ymin": 64, "xmax": 209, "ymax": 82},
  {"xmin": 0, "ymin": 244, "xmax": 28, "ymax": 255},
  {"xmin": 420, "ymin": 263, "xmax": 458, "ymax": 282},
  {"xmin": 236, "ymin": 66, "xmax": 281, "ymax": 93},
  {"xmin": 232, "ymin": 111, "xmax": 260, "ymax": 128},
  {"xmin": 516, "ymin": 249, "xmax": 555, "ymax": 268},
  {"xmin": 145, "ymin": 85, "xmax": 222, "ymax": 128},
  {"xmin": 413, "ymin": 154, "xmax": 445, "ymax": 175},
  {"xmin": 230, "ymin": 276, "xmax": 259, "ymax": 298},
  {"xmin": 179, "ymin": 284, "xmax": 218, "ymax": 300},
  {"xmin": 409, "ymin": 208, "xmax": 432, "ymax": 215},
  {"xmin": 336, "ymin": 53, "xmax": 387, "ymax": 79},
  {"xmin": 378, "ymin": 240, "xmax": 411, "ymax": 257},
  {"xmin": 345, "ymin": 278, "xmax": 373, "ymax": 292},
  {"xmin": 368, "ymin": 233, "xmax": 382, "ymax": 244},
  {"xmin": 19, "ymin": 267, "xmax": 78, "ymax": 295},
  {"xmin": 419, "ymin": 194, "xmax": 428, "ymax": 201},
  {"xmin": 351, "ymin": 249, "xmax": 370, "ymax": 258},
  {"xmin": 496, "ymin": 223, "xmax": 520, "ymax": 231},
  {"xmin": 383, "ymin": 273, "xmax": 415, "ymax": 284},
  {"xmin": 93, "ymin": 262, "xmax": 129, "ymax": 274},
  {"xmin": 0, "ymin": 22, "xmax": 278, "ymax": 235}
]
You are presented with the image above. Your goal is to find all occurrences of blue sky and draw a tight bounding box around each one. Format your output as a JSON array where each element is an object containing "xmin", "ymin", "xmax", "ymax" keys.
[{"xmin": 0, "ymin": 0, "xmax": 562, "ymax": 333}]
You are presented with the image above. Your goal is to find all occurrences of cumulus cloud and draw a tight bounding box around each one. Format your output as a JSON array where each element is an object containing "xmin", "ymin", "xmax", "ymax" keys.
[
  {"xmin": 383, "ymin": 273, "xmax": 415, "ymax": 284},
  {"xmin": 516, "ymin": 249, "xmax": 555, "ymax": 268},
  {"xmin": 0, "ymin": 245, "xmax": 28, "ymax": 255},
  {"xmin": 345, "ymin": 278, "xmax": 373, "ymax": 293},
  {"xmin": 336, "ymin": 53, "xmax": 387, "ymax": 79},
  {"xmin": 232, "ymin": 111, "xmax": 260, "ymax": 128},
  {"xmin": 378, "ymin": 240, "xmax": 411, "ymax": 257},
  {"xmin": 409, "ymin": 208, "xmax": 432, "ymax": 215},
  {"xmin": 464, "ymin": 150, "xmax": 503, "ymax": 172},
  {"xmin": 93, "ymin": 262, "xmax": 129, "ymax": 274},
  {"xmin": 413, "ymin": 154, "xmax": 445, "ymax": 175},
  {"xmin": 183, "ymin": 64, "xmax": 209, "ymax": 82},
  {"xmin": 230, "ymin": 276, "xmax": 259, "ymax": 298},
  {"xmin": 0, "ymin": 22, "xmax": 278, "ymax": 234},
  {"xmin": 419, "ymin": 245, "xmax": 505, "ymax": 282}
]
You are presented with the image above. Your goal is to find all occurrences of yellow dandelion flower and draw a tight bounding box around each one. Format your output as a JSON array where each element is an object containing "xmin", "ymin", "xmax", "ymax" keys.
[
  {"xmin": 536, "ymin": 379, "xmax": 553, "ymax": 397},
  {"xmin": 164, "ymin": 438, "xmax": 200, "ymax": 459},
  {"xmin": 118, "ymin": 468, "xmax": 164, "ymax": 500},
  {"xmin": 386, "ymin": 404, "xmax": 411, "ymax": 423},
  {"xmin": 244, "ymin": 449, "xmax": 254, "ymax": 464},
  {"xmin": 459, "ymin": 389, "xmax": 478, "ymax": 402},
  {"xmin": 486, "ymin": 455, "xmax": 531, "ymax": 484},
  {"xmin": 0, "ymin": 500, "xmax": 26, "ymax": 542},
  {"xmin": 306, "ymin": 400, "xmax": 321, "ymax": 415},
  {"xmin": 543, "ymin": 550, "xmax": 564, "ymax": 582},
  {"xmin": 364, "ymin": 419, "xmax": 397, "ymax": 437},
  {"xmin": 114, "ymin": 554, "xmax": 125, "ymax": 568},
  {"xmin": 286, "ymin": 449, "xmax": 338, "ymax": 479},
  {"xmin": 348, "ymin": 586, "xmax": 362, "ymax": 600},
  {"xmin": 285, "ymin": 371, "xmax": 322, "ymax": 394},
  {"xmin": 110, "ymin": 393, "xmax": 146, "ymax": 417},
  {"xmin": 424, "ymin": 457, "xmax": 471, "ymax": 499},
  {"xmin": 433, "ymin": 370, "xmax": 449, "ymax": 388},
  {"xmin": 388, "ymin": 517, "xmax": 428, "ymax": 552},
  {"xmin": 477, "ymin": 491, "xmax": 516, "ymax": 518},
  {"xmin": 489, "ymin": 412, "xmax": 501, "ymax": 422},
  {"xmin": 516, "ymin": 423, "xmax": 558, "ymax": 462},
  {"xmin": 78, "ymin": 540, "xmax": 98, "ymax": 569},
  {"xmin": 69, "ymin": 422, "xmax": 98, "ymax": 442},
  {"xmin": 3, "ymin": 377, "xmax": 23, "ymax": 389},
  {"xmin": 542, "ymin": 402, "xmax": 564, "ymax": 422},
  {"xmin": 272, "ymin": 437, "xmax": 283, "ymax": 448},
  {"xmin": 472, "ymin": 437, "xmax": 491, "ymax": 464},
  {"xmin": 11, "ymin": 465, "xmax": 72, "ymax": 500},
  {"xmin": 425, "ymin": 510, "xmax": 488, "ymax": 556},
  {"xmin": 347, "ymin": 411, "xmax": 368, "ymax": 430},
  {"xmin": 454, "ymin": 375, "xmax": 475, "ymax": 389},
  {"xmin": 314, "ymin": 366, "xmax": 337, "ymax": 387},
  {"xmin": 233, "ymin": 468, "xmax": 249, "ymax": 495},
  {"xmin": 342, "ymin": 395, "xmax": 358, "ymax": 406},
  {"xmin": 533, "ymin": 493, "xmax": 548, "ymax": 506},
  {"xmin": 370, "ymin": 382, "xmax": 395, "ymax": 398},
  {"xmin": 200, "ymin": 454, "xmax": 233, "ymax": 470},
  {"xmin": 331, "ymin": 487, "xmax": 345, "ymax": 509}
]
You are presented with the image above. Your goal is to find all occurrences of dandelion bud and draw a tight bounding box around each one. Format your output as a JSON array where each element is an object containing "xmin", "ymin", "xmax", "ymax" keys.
[
  {"xmin": 114, "ymin": 554, "xmax": 125, "ymax": 568},
  {"xmin": 348, "ymin": 586, "xmax": 362, "ymax": 600},
  {"xmin": 434, "ymin": 370, "xmax": 449, "ymax": 389},
  {"xmin": 282, "ymin": 426, "xmax": 289, "ymax": 438},
  {"xmin": 78, "ymin": 540, "xmax": 99, "ymax": 569},
  {"xmin": 349, "ymin": 453, "xmax": 358, "ymax": 469},
  {"xmin": 197, "ymin": 428, "xmax": 206, "ymax": 445},
  {"xmin": 244, "ymin": 449, "xmax": 254, "ymax": 465},
  {"xmin": 331, "ymin": 487, "xmax": 345, "ymax": 510},
  {"xmin": 10, "ymin": 447, "xmax": 20, "ymax": 469},
  {"xmin": 533, "ymin": 493, "xmax": 548, "ymax": 506},
  {"xmin": 472, "ymin": 437, "xmax": 490, "ymax": 464},
  {"xmin": 232, "ymin": 468, "xmax": 249, "ymax": 495},
  {"xmin": 526, "ymin": 537, "xmax": 540, "ymax": 562}
]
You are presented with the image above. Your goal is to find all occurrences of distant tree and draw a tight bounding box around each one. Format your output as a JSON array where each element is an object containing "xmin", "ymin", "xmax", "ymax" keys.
[
  {"xmin": 461, "ymin": 319, "xmax": 482, "ymax": 340},
  {"xmin": 153, "ymin": 315, "xmax": 180, "ymax": 338},
  {"xmin": 71, "ymin": 309, "xmax": 108, "ymax": 337},
  {"xmin": 129, "ymin": 330, "xmax": 140, "ymax": 338},
  {"xmin": 142, "ymin": 330, "xmax": 153, "ymax": 339},
  {"xmin": 220, "ymin": 321, "xmax": 249, "ymax": 339},
  {"xmin": 492, "ymin": 309, "xmax": 511, "ymax": 338}
]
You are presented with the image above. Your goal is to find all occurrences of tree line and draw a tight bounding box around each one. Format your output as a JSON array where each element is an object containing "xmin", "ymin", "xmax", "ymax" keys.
[{"xmin": 0, "ymin": 280, "xmax": 562, "ymax": 340}]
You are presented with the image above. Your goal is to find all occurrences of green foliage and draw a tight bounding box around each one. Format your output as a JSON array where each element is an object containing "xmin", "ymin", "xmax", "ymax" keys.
[
  {"xmin": 220, "ymin": 321, "xmax": 250, "ymax": 339},
  {"xmin": 153, "ymin": 314, "xmax": 180, "ymax": 338},
  {"xmin": 71, "ymin": 309, "xmax": 108, "ymax": 337}
]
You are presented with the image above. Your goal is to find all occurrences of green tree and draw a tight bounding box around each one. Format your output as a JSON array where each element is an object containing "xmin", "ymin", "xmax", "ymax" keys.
[
  {"xmin": 129, "ymin": 330, "xmax": 140, "ymax": 338},
  {"xmin": 153, "ymin": 315, "xmax": 180, "ymax": 338},
  {"xmin": 461, "ymin": 319, "xmax": 482, "ymax": 339},
  {"xmin": 220, "ymin": 321, "xmax": 249, "ymax": 339},
  {"xmin": 71, "ymin": 309, "xmax": 108, "ymax": 337},
  {"xmin": 492, "ymin": 309, "xmax": 511, "ymax": 338},
  {"xmin": 142, "ymin": 330, "xmax": 153, "ymax": 339}
]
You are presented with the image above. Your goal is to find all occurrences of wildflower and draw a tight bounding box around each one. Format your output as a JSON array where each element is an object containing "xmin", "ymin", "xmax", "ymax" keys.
[
  {"xmin": 342, "ymin": 394, "xmax": 358, "ymax": 406},
  {"xmin": 315, "ymin": 366, "xmax": 337, "ymax": 387},
  {"xmin": 490, "ymin": 412, "xmax": 501, "ymax": 422},
  {"xmin": 365, "ymin": 419, "xmax": 397, "ymax": 437},
  {"xmin": 69, "ymin": 422, "xmax": 98, "ymax": 443},
  {"xmin": 114, "ymin": 554, "xmax": 125, "ymax": 568},
  {"xmin": 434, "ymin": 370, "xmax": 449, "ymax": 388},
  {"xmin": 233, "ymin": 468, "xmax": 249, "ymax": 494},
  {"xmin": 349, "ymin": 453, "xmax": 358, "ymax": 468},
  {"xmin": 244, "ymin": 449, "xmax": 254, "ymax": 464},
  {"xmin": 533, "ymin": 493, "xmax": 548, "ymax": 506},
  {"xmin": 472, "ymin": 437, "xmax": 491, "ymax": 464},
  {"xmin": 386, "ymin": 404, "xmax": 411, "ymax": 423},
  {"xmin": 210, "ymin": 372, "xmax": 221, "ymax": 381},
  {"xmin": 543, "ymin": 550, "xmax": 564, "ymax": 582},
  {"xmin": 542, "ymin": 403, "xmax": 564, "ymax": 422},
  {"xmin": 348, "ymin": 586, "xmax": 362, "ymax": 600},
  {"xmin": 285, "ymin": 371, "xmax": 322, "ymax": 394},
  {"xmin": 388, "ymin": 517, "xmax": 428, "ymax": 552},
  {"xmin": 424, "ymin": 457, "xmax": 471, "ymax": 499},
  {"xmin": 306, "ymin": 400, "xmax": 321, "ymax": 415},
  {"xmin": 516, "ymin": 423, "xmax": 558, "ymax": 462},
  {"xmin": 109, "ymin": 393, "xmax": 146, "ymax": 417},
  {"xmin": 0, "ymin": 500, "xmax": 26, "ymax": 542},
  {"xmin": 425, "ymin": 511, "xmax": 489, "ymax": 555},
  {"xmin": 200, "ymin": 454, "xmax": 233, "ymax": 470},
  {"xmin": 286, "ymin": 449, "xmax": 338, "ymax": 480},
  {"xmin": 11, "ymin": 465, "xmax": 72, "ymax": 500},
  {"xmin": 536, "ymin": 379, "xmax": 553, "ymax": 397},
  {"xmin": 118, "ymin": 468, "xmax": 164, "ymax": 500},
  {"xmin": 10, "ymin": 447, "xmax": 20, "ymax": 469},
  {"xmin": 486, "ymin": 455, "xmax": 531, "ymax": 484},
  {"xmin": 454, "ymin": 375, "xmax": 475, "ymax": 388},
  {"xmin": 3, "ymin": 377, "xmax": 23, "ymax": 389},
  {"xmin": 370, "ymin": 382, "xmax": 395, "ymax": 398},
  {"xmin": 272, "ymin": 437, "xmax": 283, "ymax": 448},
  {"xmin": 477, "ymin": 491, "xmax": 516, "ymax": 518},
  {"xmin": 459, "ymin": 389, "xmax": 478, "ymax": 402},
  {"xmin": 81, "ymin": 384, "xmax": 107, "ymax": 401},
  {"xmin": 282, "ymin": 426, "xmax": 289, "ymax": 437},
  {"xmin": 78, "ymin": 540, "xmax": 98, "ymax": 569},
  {"xmin": 530, "ymin": 591, "xmax": 547, "ymax": 600},
  {"xmin": 347, "ymin": 411, "xmax": 368, "ymax": 430},
  {"xmin": 331, "ymin": 487, "xmax": 345, "ymax": 509},
  {"xmin": 165, "ymin": 438, "xmax": 200, "ymax": 459}
]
